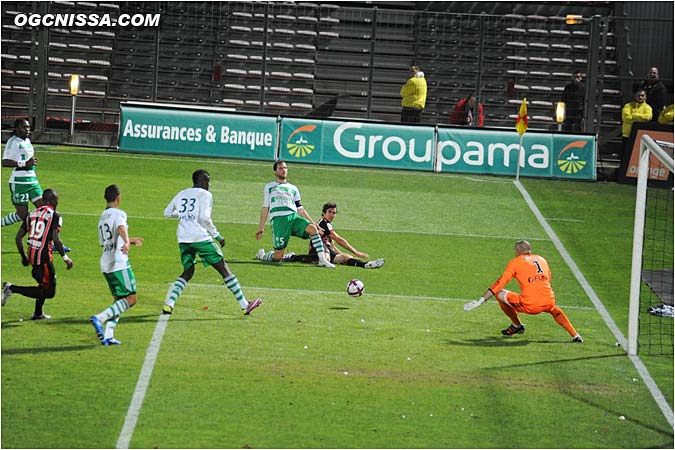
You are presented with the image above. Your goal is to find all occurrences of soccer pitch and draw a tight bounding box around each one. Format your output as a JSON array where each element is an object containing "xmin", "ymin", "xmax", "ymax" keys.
[{"xmin": 1, "ymin": 146, "xmax": 673, "ymax": 448}]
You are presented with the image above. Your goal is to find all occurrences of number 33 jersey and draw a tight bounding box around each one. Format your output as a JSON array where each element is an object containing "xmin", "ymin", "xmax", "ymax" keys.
[
  {"xmin": 98, "ymin": 206, "xmax": 130, "ymax": 273},
  {"xmin": 163, "ymin": 187, "xmax": 219, "ymax": 243}
]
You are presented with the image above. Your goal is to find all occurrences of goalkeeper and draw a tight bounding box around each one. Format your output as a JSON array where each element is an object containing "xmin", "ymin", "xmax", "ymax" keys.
[{"xmin": 471, "ymin": 240, "xmax": 583, "ymax": 342}]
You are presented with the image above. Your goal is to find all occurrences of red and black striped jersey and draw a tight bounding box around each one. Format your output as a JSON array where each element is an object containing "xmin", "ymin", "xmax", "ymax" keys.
[{"xmin": 25, "ymin": 205, "xmax": 62, "ymax": 266}]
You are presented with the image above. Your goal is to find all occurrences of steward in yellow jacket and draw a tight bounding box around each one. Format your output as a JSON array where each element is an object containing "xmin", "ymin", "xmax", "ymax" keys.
[
  {"xmin": 400, "ymin": 66, "xmax": 427, "ymax": 124},
  {"xmin": 621, "ymin": 89, "xmax": 652, "ymax": 138}
]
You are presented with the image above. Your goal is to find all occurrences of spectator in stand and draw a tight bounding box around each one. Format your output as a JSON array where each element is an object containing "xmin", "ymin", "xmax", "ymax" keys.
[
  {"xmin": 449, "ymin": 94, "xmax": 484, "ymax": 127},
  {"xmin": 621, "ymin": 89, "xmax": 652, "ymax": 142},
  {"xmin": 638, "ymin": 67, "xmax": 669, "ymax": 121},
  {"xmin": 658, "ymin": 104, "xmax": 673, "ymax": 126},
  {"xmin": 561, "ymin": 71, "xmax": 585, "ymax": 132},
  {"xmin": 400, "ymin": 65, "xmax": 427, "ymax": 124}
]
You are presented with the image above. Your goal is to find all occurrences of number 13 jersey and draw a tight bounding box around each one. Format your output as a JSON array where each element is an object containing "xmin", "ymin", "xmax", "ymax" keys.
[{"xmin": 98, "ymin": 206, "xmax": 130, "ymax": 273}]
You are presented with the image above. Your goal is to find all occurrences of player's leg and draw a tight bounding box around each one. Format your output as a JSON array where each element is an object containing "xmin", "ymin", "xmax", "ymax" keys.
[
  {"xmin": 1, "ymin": 183, "xmax": 28, "ymax": 226},
  {"xmin": 162, "ymin": 243, "xmax": 196, "ymax": 314},
  {"xmin": 258, "ymin": 217, "xmax": 290, "ymax": 262},
  {"xmin": 91, "ymin": 270, "xmax": 137, "ymax": 343},
  {"xmin": 333, "ymin": 252, "xmax": 365, "ymax": 267},
  {"xmin": 102, "ymin": 316, "xmax": 121, "ymax": 345},
  {"xmin": 211, "ymin": 257, "xmax": 261, "ymax": 315},
  {"xmin": 301, "ymin": 221, "xmax": 334, "ymax": 268},
  {"xmin": 7, "ymin": 263, "xmax": 56, "ymax": 300},
  {"xmin": 548, "ymin": 305, "xmax": 583, "ymax": 342},
  {"xmin": 496, "ymin": 290, "xmax": 525, "ymax": 335},
  {"xmin": 285, "ymin": 253, "xmax": 319, "ymax": 264}
]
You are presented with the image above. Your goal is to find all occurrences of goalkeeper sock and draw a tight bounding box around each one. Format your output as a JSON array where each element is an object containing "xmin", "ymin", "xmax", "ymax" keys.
[
  {"xmin": 224, "ymin": 273, "xmax": 248, "ymax": 309},
  {"xmin": 550, "ymin": 305, "xmax": 578, "ymax": 337},
  {"xmin": 1, "ymin": 212, "xmax": 21, "ymax": 227},
  {"xmin": 165, "ymin": 277, "xmax": 187, "ymax": 308}
]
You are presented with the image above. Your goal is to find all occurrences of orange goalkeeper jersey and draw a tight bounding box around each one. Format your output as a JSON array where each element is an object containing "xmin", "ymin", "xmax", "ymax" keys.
[{"xmin": 489, "ymin": 253, "xmax": 556, "ymax": 304}]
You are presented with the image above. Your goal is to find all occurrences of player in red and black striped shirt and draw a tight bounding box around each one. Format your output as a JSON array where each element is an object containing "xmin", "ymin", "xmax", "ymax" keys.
[{"xmin": 2, "ymin": 189, "xmax": 73, "ymax": 319}]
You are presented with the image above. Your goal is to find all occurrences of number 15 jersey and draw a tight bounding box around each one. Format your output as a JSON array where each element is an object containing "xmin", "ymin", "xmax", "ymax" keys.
[{"xmin": 164, "ymin": 187, "xmax": 219, "ymax": 243}]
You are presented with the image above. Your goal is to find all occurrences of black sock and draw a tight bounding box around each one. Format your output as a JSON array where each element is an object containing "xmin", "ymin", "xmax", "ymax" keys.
[
  {"xmin": 291, "ymin": 254, "xmax": 319, "ymax": 264},
  {"xmin": 34, "ymin": 298, "xmax": 45, "ymax": 316},
  {"xmin": 346, "ymin": 258, "xmax": 366, "ymax": 268}
]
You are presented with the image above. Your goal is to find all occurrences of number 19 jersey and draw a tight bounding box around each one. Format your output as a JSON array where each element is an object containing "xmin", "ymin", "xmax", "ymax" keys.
[
  {"xmin": 98, "ymin": 206, "xmax": 130, "ymax": 273},
  {"xmin": 164, "ymin": 187, "xmax": 219, "ymax": 243}
]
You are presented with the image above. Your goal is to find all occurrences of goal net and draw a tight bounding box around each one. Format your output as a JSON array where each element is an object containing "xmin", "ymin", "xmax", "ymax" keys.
[{"xmin": 628, "ymin": 135, "xmax": 674, "ymax": 356}]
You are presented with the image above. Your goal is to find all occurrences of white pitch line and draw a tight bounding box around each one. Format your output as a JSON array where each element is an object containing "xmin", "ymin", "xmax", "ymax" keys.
[
  {"xmin": 188, "ymin": 283, "xmax": 595, "ymax": 311},
  {"xmin": 115, "ymin": 314, "xmax": 170, "ymax": 449},
  {"xmin": 545, "ymin": 217, "xmax": 585, "ymax": 223},
  {"xmin": 57, "ymin": 210, "xmax": 550, "ymax": 242},
  {"xmin": 514, "ymin": 179, "xmax": 673, "ymax": 428}
]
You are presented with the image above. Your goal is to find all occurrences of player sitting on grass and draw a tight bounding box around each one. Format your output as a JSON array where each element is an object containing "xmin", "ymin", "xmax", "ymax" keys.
[
  {"xmin": 286, "ymin": 202, "xmax": 384, "ymax": 269},
  {"xmin": 468, "ymin": 240, "xmax": 583, "ymax": 342},
  {"xmin": 255, "ymin": 161, "xmax": 334, "ymax": 268}
]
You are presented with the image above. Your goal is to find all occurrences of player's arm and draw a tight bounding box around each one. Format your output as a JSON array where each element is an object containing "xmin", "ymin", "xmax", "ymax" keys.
[
  {"xmin": 15, "ymin": 221, "xmax": 29, "ymax": 266},
  {"xmin": 256, "ymin": 206, "xmax": 270, "ymax": 240},
  {"xmin": 296, "ymin": 205, "xmax": 315, "ymax": 223},
  {"xmin": 331, "ymin": 232, "xmax": 368, "ymax": 258},
  {"xmin": 478, "ymin": 261, "xmax": 516, "ymax": 302},
  {"xmin": 634, "ymin": 104, "xmax": 653, "ymax": 121},
  {"xmin": 117, "ymin": 224, "xmax": 131, "ymax": 254},
  {"xmin": 198, "ymin": 195, "xmax": 224, "ymax": 246},
  {"xmin": 163, "ymin": 196, "xmax": 178, "ymax": 218},
  {"xmin": 2, "ymin": 157, "xmax": 36, "ymax": 168},
  {"xmin": 51, "ymin": 227, "xmax": 73, "ymax": 270}
]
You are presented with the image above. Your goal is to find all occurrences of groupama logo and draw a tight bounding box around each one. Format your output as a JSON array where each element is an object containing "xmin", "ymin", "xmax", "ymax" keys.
[
  {"xmin": 286, "ymin": 124, "xmax": 317, "ymax": 158},
  {"xmin": 557, "ymin": 140, "xmax": 589, "ymax": 174}
]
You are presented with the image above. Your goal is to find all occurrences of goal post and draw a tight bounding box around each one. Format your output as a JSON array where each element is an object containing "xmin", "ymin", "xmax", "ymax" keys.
[{"xmin": 627, "ymin": 134, "xmax": 674, "ymax": 356}]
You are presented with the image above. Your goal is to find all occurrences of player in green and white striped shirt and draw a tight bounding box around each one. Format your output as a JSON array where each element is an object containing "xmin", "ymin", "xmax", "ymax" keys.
[
  {"xmin": 162, "ymin": 170, "xmax": 262, "ymax": 316},
  {"xmin": 1, "ymin": 119, "xmax": 43, "ymax": 227},
  {"xmin": 89, "ymin": 185, "xmax": 144, "ymax": 345},
  {"xmin": 255, "ymin": 161, "xmax": 335, "ymax": 268}
]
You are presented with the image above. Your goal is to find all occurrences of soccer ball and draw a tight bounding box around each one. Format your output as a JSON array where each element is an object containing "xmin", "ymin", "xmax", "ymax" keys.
[{"xmin": 346, "ymin": 279, "xmax": 365, "ymax": 297}]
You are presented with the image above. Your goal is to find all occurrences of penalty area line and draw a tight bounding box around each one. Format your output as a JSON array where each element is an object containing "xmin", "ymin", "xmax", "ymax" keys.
[
  {"xmin": 188, "ymin": 283, "xmax": 594, "ymax": 310},
  {"xmin": 115, "ymin": 313, "xmax": 170, "ymax": 449}
]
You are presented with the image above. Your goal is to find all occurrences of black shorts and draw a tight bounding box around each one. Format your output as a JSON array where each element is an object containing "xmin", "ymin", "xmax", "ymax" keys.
[
  {"xmin": 308, "ymin": 247, "xmax": 338, "ymax": 263},
  {"xmin": 32, "ymin": 261, "xmax": 56, "ymax": 290}
]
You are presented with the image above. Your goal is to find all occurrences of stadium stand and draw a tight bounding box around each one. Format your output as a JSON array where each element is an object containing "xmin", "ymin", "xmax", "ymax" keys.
[{"xmin": 0, "ymin": 0, "xmax": 672, "ymax": 167}]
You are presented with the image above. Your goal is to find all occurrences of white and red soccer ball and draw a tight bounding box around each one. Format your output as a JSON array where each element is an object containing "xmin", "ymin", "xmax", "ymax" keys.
[{"xmin": 346, "ymin": 279, "xmax": 365, "ymax": 297}]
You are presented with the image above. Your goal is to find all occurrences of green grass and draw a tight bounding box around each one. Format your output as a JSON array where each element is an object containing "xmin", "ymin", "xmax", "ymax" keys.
[{"xmin": 1, "ymin": 146, "xmax": 673, "ymax": 448}]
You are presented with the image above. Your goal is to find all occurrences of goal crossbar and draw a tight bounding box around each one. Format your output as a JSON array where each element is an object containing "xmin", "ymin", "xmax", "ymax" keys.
[{"xmin": 627, "ymin": 134, "xmax": 674, "ymax": 356}]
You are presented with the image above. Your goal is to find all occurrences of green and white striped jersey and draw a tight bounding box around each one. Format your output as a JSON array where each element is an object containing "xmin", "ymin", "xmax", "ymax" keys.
[
  {"xmin": 3, "ymin": 135, "xmax": 37, "ymax": 184},
  {"xmin": 164, "ymin": 187, "xmax": 219, "ymax": 243},
  {"xmin": 263, "ymin": 181, "xmax": 303, "ymax": 220},
  {"xmin": 98, "ymin": 206, "xmax": 130, "ymax": 274}
]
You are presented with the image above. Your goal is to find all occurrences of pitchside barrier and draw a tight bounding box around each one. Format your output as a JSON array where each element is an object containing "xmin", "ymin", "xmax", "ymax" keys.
[{"xmin": 119, "ymin": 102, "xmax": 596, "ymax": 180}]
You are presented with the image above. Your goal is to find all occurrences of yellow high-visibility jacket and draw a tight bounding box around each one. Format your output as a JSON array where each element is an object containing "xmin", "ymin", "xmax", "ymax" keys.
[
  {"xmin": 621, "ymin": 101, "xmax": 652, "ymax": 137},
  {"xmin": 400, "ymin": 75, "xmax": 427, "ymax": 109}
]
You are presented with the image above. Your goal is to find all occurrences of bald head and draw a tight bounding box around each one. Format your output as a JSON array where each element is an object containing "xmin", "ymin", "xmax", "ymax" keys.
[{"xmin": 514, "ymin": 240, "xmax": 531, "ymax": 255}]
